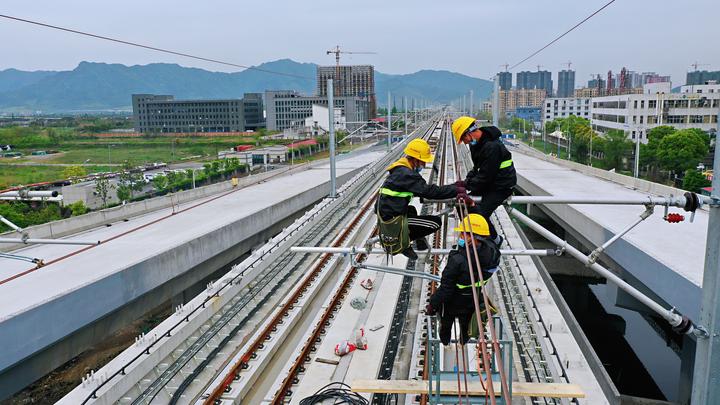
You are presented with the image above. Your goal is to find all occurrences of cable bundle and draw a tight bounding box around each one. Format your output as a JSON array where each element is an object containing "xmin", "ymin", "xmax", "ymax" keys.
[{"xmin": 299, "ymin": 382, "xmax": 369, "ymax": 405}]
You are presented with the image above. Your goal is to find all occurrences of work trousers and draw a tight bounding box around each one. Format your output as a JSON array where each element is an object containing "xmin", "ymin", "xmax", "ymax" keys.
[
  {"xmin": 469, "ymin": 188, "xmax": 513, "ymax": 239},
  {"xmin": 407, "ymin": 205, "xmax": 441, "ymax": 242},
  {"xmin": 439, "ymin": 310, "xmax": 473, "ymax": 346}
]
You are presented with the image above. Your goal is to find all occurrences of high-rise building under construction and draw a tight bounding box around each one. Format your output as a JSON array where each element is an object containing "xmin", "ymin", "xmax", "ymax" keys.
[
  {"xmin": 557, "ymin": 70, "xmax": 576, "ymax": 98},
  {"xmin": 317, "ymin": 65, "xmax": 376, "ymax": 118}
]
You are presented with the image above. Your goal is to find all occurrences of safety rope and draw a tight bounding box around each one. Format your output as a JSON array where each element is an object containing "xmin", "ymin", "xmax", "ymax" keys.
[{"xmin": 452, "ymin": 127, "xmax": 512, "ymax": 404}]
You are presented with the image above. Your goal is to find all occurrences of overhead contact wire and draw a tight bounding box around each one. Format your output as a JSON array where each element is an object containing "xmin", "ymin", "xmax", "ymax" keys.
[{"xmin": 507, "ymin": 0, "xmax": 617, "ymax": 71}]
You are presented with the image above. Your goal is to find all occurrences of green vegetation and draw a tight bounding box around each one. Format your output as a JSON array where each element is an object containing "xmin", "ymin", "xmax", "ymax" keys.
[
  {"xmin": 149, "ymin": 158, "xmax": 246, "ymax": 195},
  {"xmin": 683, "ymin": 169, "xmax": 712, "ymax": 193},
  {"xmin": 0, "ymin": 164, "xmax": 114, "ymax": 189},
  {"xmin": 94, "ymin": 177, "xmax": 114, "ymax": 208},
  {"xmin": 0, "ymin": 202, "xmax": 63, "ymax": 233},
  {"xmin": 522, "ymin": 119, "xmax": 712, "ymax": 191}
]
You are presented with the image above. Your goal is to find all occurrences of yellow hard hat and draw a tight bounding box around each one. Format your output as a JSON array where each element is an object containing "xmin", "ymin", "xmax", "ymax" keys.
[
  {"xmin": 453, "ymin": 214, "xmax": 490, "ymax": 236},
  {"xmin": 451, "ymin": 116, "xmax": 477, "ymax": 144},
  {"xmin": 404, "ymin": 139, "xmax": 434, "ymax": 163}
]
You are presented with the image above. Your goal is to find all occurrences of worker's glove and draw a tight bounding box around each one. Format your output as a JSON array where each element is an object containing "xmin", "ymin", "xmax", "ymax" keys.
[
  {"xmin": 457, "ymin": 190, "xmax": 475, "ymax": 207},
  {"xmin": 455, "ymin": 180, "xmax": 466, "ymax": 188},
  {"xmin": 456, "ymin": 185, "xmax": 467, "ymax": 195},
  {"xmin": 425, "ymin": 303, "xmax": 436, "ymax": 316}
]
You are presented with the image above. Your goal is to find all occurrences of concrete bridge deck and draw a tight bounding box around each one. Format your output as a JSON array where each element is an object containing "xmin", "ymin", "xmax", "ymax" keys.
[{"xmin": 512, "ymin": 145, "xmax": 706, "ymax": 321}]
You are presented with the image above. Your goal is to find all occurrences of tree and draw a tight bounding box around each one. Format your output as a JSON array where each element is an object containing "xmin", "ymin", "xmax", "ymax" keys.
[
  {"xmin": 117, "ymin": 162, "xmax": 144, "ymax": 200},
  {"xmin": 67, "ymin": 201, "xmax": 88, "ymax": 216},
  {"xmin": 116, "ymin": 184, "xmax": 131, "ymax": 203},
  {"xmin": 62, "ymin": 165, "xmax": 87, "ymax": 179},
  {"xmin": 601, "ymin": 130, "xmax": 633, "ymax": 171},
  {"xmin": 656, "ymin": 129, "xmax": 709, "ymax": 175},
  {"xmin": 683, "ymin": 169, "xmax": 711, "ymax": 193},
  {"xmin": 152, "ymin": 174, "xmax": 169, "ymax": 192},
  {"xmin": 642, "ymin": 126, "xmax": 676, "ymax": 180},
  {"xmin": 94, "ymin": 176, "xmax": 114, "ymax": 208}
]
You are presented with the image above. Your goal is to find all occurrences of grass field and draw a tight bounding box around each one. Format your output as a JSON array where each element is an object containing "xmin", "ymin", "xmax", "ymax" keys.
[
  {"xmin": 0, "ymin": 164, "xmax": 115, "ymax": 188},
  {"xmin": 9, "ymin": 136, "xmax": 264, "ymax": 166}
]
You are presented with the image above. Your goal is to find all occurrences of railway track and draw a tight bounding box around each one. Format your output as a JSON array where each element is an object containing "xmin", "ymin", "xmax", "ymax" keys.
[{"xmin": 202, "ymin": 118, "xmax": 444, "ymax": 404}]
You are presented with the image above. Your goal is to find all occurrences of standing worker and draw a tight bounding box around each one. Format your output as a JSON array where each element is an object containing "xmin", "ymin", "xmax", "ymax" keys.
[
  {"xmin": 377, "ymin": 138, "xmax": 472, "ymax": 259},
  {"xmin": 451, "ymin": 117, "xmax": 516, "ymax": 244},
  {"xmin": 426, "ymin": 214, "xmax": 501, "ymax": 345}
]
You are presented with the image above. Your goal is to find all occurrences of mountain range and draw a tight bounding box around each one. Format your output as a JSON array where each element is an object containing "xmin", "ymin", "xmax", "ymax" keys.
[{"xmin": 0, "ymin": 59, "xmax": 492, "ymax": 113}]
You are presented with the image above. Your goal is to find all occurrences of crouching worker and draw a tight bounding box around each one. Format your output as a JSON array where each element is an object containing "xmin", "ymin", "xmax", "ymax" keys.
[
  {"xmin": 426, "ymin": 214, "xmax": 501, "ymax": 345},
  {"xmin": 377, "ymin": 138, "xmax": 472, "ymax": 260}
]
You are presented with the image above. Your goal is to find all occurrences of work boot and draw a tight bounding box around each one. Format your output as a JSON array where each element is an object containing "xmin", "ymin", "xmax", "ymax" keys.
[
  {"xmin": 401, "ymin": 247, "xmax": 418, "ymax": 260},
  {"xmin": 415, "ymin": 237, "xmax": 429, "ymax": 251}
]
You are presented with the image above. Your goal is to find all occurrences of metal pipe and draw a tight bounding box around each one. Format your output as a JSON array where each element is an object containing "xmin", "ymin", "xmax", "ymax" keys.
[
  {"xmin": 0, "ymin": 190, "xmax": 59, "ymax": 198},
  {"xmin": 425, "ymin": 194, "xmax": 708, "ymax": 208},
  {"xmin": 290, "ymin": 246, "xmax": 556, "ymax": 256},
  {"xmin": 358, "ymin": 263, "xmax": 440, "ymax": 282},
  {"xmin": 508, "ymin": 207, "xmax": 694, "ymax": 332},
  {"xmin": 0, "ymin": 238, "xmax": 99, "ymax": 246},
  {"xmin": 588, "ymin": 205, "xmax": 653, "ymax": 264},
  {"xmin": 508, "ymin": 195, "xmax": 703, "ymax": 207},
  {"xmin": 0, "ymin": 215, "xmax": 23, "ymax": 232}
]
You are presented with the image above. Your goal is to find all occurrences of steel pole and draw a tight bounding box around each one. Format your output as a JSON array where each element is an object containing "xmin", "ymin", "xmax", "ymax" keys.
[
  {"xmin": 290, "ymin": 246, "xmax": 555, "ymax": 256},
  {"xmin": 634, "ymin": 125, "xmax": 641, "ymax": 177},
  {"xmin": 492, "ymin": 75, "xmax": 499, "ymax": 127},
  {"xmin": 387, "ymin": 91, "xmax": 391, "ymax": 152},
  {"xmin": 404, "ymin": 96, "xmax": 408, "ymax": 137},
  {"xmin": 328, "ymin": 79, "xmax": 337, "ymax": 198},
  {"xmin": 691, "ymin": 111, "xmax": 720, "ymax": 404},
  {"xmin": 470, "ymin": 90, "xmax": 474, "ymax": 117}
]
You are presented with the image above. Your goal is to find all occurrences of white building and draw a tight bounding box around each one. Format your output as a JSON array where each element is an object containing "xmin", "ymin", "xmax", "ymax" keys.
[
  {"xmin": 542, "ymin": 97, "xmax": 591, "ymax": 124},
  {"xmin": 304, "ymin": 104, "xmax": 346, "ymax": 136},
  {"xmin": 590, "ymin": 82, "xmax": 720, "ymax": 143}
]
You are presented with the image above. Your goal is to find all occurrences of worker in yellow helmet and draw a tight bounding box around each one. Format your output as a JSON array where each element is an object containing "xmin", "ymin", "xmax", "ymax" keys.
[
  {"xmin": 451, "ymin": 117, "xmax": 516, "ymax": 245},
  {"xmin": 425, "ymin": 214, "xmax": 501, "ymax": 345},
  {"xmin": 377, "ymin": 138, "xmax": 473, "ymax": 259}
]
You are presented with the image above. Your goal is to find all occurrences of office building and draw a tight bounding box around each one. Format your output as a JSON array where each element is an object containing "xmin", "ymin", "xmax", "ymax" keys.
[
  {"xmin": 590, "ymin": 82, "xmax": 720, "ymax": 143},
  {"xmin": 317, "ymin": 65, "xmax": 376, "ymax": 117},
  {"xmin": 497, "ymin": 89, "xmax": 546, "ymax": 117},
  {"xmin": 687, "ymin": 70, "xmax": 720, "ymax": 86},
  {"xmin": 132, "ymin": 94, "xmax": 264, "ymax": 134},
  {"xmin": 517, "ymin": 70, "xmax": 553, "ymax": 96},
  {"xmin": 265, "ymin": 90, "xmax": 369, "ymax": 132},
  {"xmin": 542, "ymin": 97, "xmax": 591, "ymax": 124},
  {"xmin": 498, "ymin": 71, "xmax": 512, "ymax": 90},
  {"xmin": 557, "ymin": 70, "xmax": 576, "ymax": 98}
]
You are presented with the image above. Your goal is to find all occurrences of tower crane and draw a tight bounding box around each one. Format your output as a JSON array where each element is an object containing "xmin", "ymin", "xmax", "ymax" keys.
[{"xmin": 690, "ymin": 61, "xmax": 710, "ymax": 71}]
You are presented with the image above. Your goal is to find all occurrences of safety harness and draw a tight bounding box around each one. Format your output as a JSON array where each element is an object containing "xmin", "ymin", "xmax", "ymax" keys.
[{"xmin": 376, "ymin": 158, "xmax": 415, "ymax": 256}]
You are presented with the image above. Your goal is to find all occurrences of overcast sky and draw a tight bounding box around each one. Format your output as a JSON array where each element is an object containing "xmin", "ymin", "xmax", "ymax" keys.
[{"xmin": 1, "ymin": 0, "xmax": 718, "ymax": 87}]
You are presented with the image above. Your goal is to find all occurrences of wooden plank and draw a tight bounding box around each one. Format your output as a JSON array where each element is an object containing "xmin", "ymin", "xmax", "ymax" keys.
[{"xmin": 351, "ymin": 379, "xmax": 585, "ymax": 398}]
